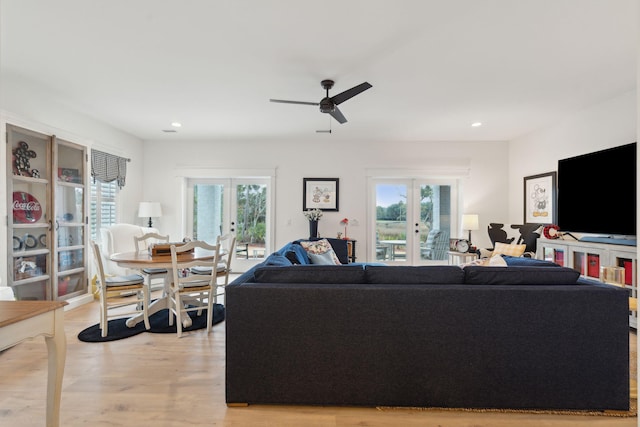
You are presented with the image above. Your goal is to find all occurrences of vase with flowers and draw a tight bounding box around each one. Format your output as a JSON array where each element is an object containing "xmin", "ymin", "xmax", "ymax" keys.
[
  {"xmin": 340, "ymin": 218, "xmax": 349, "ymax": 239},
  {"xmin": 304, "ymin": 208, "xmax": 323, "ymax": 238}
]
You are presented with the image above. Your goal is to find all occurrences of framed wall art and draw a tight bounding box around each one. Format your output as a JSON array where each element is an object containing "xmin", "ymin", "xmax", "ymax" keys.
[
  {"xmin": 523, "ymin": 171, "xmax": 557, "ymax": 224},
  {"xmin": 303, "ymin": 178, "xmax": 339, "ymax": 211}
]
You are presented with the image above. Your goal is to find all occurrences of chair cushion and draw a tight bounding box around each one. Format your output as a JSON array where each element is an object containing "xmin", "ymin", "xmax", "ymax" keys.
[
  {"xmin": 191, "ymin": 263, "xmax": 227, "ymax": 274},
  {"xmin": 105, "ymin": 274, "xmax": 145, "ymax": 286},
  {"xmin": 142, "ymin": 267, "xmax": 168, "ymax": 274}
]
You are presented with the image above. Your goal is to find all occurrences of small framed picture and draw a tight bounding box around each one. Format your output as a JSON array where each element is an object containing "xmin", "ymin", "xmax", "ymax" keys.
[
  {"xmin": 523, "ymin": 172, "xmax": 557, "ymax": 224},
  {"xmin": 303, "ymin": 178, "xmax": 339, "ymax": 211},
  {"xmin": 58, "ymin": 168, "xmax": 81, "ymax": 183}
]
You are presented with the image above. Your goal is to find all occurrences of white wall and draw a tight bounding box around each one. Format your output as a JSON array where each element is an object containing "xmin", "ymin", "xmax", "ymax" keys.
[
  {"xmin": 0, "ymin": 77, "xmax": 145, "ymax": 288},
  {"xmin": 142, "ymin": 139, "xmax": 509, "ymax": 258},
  {"xmin": 508, "ymin": 90, "xmax": 637, "ymax": 224}
]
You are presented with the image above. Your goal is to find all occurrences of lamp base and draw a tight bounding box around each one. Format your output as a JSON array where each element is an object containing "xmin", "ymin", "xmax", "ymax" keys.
[{"xmin": 148, "ymin": 217, "xmax": 153, "ymax": 228}]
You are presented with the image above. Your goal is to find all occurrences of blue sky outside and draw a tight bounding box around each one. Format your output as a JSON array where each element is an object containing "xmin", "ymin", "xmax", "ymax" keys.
[{"xmin": 376, "ymin": 184, "xmax": 407, "ymax": 208}]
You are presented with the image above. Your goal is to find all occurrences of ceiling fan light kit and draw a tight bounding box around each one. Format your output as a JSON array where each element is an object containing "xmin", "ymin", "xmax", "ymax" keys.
[{"xmin": 270, "ymin": 79, "xmax": 372, "ymax": 125}]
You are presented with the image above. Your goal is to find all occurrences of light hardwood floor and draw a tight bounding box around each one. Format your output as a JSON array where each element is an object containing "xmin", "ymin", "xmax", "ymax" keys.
[{"xmin": 0, "ymin": 291, "xmax": 636, "ymax": 427}]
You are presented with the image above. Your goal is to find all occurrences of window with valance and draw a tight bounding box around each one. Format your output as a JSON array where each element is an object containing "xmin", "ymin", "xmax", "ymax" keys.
[{"xmin": 91, "ymin": 149, "xmax": 129, "ymax": 189}]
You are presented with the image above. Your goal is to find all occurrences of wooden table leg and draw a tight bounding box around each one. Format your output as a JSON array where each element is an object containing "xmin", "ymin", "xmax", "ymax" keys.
[{"xmin": 44, "ymin": 307, "xmax": 66, "ymax": 427}]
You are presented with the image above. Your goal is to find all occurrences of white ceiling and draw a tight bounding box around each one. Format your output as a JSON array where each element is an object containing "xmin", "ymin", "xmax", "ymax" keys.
[{"xmin": 1, "ymin": 0, "xmax": 637, "ymax": 142}]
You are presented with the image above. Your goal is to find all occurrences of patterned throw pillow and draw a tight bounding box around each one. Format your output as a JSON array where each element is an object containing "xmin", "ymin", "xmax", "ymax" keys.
[
  {"xmin": 492, "ymin": 242, "xmax": 526, "ymax": 257},
  {"xmin": 299, "ymin": 238, "xmax": 342, "ymax": 265}
]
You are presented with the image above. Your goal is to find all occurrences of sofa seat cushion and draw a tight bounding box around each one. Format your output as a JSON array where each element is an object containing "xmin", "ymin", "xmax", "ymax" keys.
[
  {"xmin": 464, "ymin": 266, "xmax": 580, "ymax": 285},
  {"xmin": 365, "ymin": 265, "xmax": 465, "ymax": 284},
  {"xmin": 253, "ymin": 265, "xmax": 366, "ymax": 284}
]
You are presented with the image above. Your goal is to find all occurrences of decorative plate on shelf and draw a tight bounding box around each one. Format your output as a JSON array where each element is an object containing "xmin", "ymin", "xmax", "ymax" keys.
[{"xmin": 12, "ymin": 191, "xmax": 43, "ymax": 223}]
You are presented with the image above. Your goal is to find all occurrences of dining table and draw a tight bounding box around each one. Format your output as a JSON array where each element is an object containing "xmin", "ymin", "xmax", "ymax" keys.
[
  {"xmin": 110, "ymin": 246, "xmax": 217, "ymax": 328},
  {"xmin": 0, "ymin": 300, "xmax": 67, "ymax": 427}
]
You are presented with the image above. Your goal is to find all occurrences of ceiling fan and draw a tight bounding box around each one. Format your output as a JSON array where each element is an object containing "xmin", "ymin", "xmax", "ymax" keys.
[{"xmin": 270, "ymin": 79, "xmax": 372, "ymax": 124}]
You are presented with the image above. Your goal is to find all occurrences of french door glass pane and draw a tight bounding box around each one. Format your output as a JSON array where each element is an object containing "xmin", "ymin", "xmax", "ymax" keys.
[
  {"xmin": 235, "ymin": 184, "xmax": 266, "ymax": 260},
  {"xmin": 375, "ymin": 184, "xmax": 407, "ymax": 262},
  {"xmin": 193, "ymin": 184, "xmax": 224, "ymax": 244},
  {"xmin": 419, "ymin": 184, "xmax": 451, "ymax": 261}
]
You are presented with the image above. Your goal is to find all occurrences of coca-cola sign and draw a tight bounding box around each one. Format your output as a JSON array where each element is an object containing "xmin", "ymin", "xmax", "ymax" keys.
[{"xmin": 13, "ymin": 191, "xmax": 43, "ymax": 223}]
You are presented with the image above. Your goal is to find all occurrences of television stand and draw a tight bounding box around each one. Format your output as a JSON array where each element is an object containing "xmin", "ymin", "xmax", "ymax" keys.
[
  {"xmin": 579, "ymin": 236, "xmax": 637, "ymax": 246},
  {"xmin": 537, "ymin": 237, "xmax": 637, "ymax": 328}
]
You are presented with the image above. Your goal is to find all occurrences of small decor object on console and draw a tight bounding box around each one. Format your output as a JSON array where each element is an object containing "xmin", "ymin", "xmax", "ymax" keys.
[
  {"xmin": 455, "ymin": 239, "xmax": 470, "ymax": 253},
  {"xmin": 543, "ymin": 224, "xmax": 561, "ymax": 239},
  {"xmin": 340, "ymin": 218, "xmax": 349, "ymax": 239},
  {"xmin": 304, "ymin": 208, "xmax": 323, "ymax": 238}
]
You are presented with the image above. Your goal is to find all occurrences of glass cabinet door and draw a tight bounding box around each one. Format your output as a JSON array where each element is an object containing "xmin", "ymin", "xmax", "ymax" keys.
[
  {"xmin": 54, "ymin": 139, "xmax": 88, "ymax": 299},
  {"xmin": 7, "ymin": 125, "xmax": 52, "ymax": 300}
]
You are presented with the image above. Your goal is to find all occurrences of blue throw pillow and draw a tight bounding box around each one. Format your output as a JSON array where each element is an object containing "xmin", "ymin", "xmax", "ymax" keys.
[
  {"xmin": 264, "ymin": 254, "xmax": 293, "ymax": 267},
  {"xmin": 501, "ymin": 255, "xmax": 559, "ymax": 267}
]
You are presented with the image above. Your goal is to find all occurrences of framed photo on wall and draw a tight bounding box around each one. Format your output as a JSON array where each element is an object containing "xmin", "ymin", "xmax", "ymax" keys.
[
  {"xmin": 303, "ymin": 178, "xmax": 339, "ymax": 211},
  {"xmin": 523, "ymin": 171, "xmax": 557, "ymax": 224}
]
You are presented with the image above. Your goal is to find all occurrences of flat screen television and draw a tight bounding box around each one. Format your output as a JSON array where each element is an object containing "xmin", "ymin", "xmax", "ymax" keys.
[{"xmin": 557, "ymin": 142, "xmax": 636, "ymax": 239}]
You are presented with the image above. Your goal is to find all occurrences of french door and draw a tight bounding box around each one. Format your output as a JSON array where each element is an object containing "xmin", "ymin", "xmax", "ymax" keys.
[
  {"xmin": 186, "ymin": 177, "xmax": 271, "ymax": 272},
  {"xmin": 370, "ymin": 178, "xmax": 457, "ymax": 264}
]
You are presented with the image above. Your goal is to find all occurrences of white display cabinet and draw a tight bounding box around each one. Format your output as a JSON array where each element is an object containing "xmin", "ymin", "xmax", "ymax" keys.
[{"xmin": 6, "ymin": 124, "xmax": 88, "ymax": 301}]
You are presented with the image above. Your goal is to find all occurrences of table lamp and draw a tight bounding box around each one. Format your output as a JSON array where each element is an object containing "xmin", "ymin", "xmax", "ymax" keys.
[
  {"xmin": 462, "ymin": 214, "xmax": 479, "ymax": 245},
  {"xmin": 138, "ymin": 202, "xmax": 162, "ymax": 227}
]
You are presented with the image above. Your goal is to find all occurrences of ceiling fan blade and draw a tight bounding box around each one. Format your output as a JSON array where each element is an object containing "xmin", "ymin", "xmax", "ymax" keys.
[
  {"xmin": 329, "ymin": 106, "xmax": 347, "ymax": 124},
  {"xmin": 330, "ymin": 82, "xmax": 372, "ymax": 105},
  {"xmin": 269, "ymin": 99, "xmax": 319, "ymax": 106}
]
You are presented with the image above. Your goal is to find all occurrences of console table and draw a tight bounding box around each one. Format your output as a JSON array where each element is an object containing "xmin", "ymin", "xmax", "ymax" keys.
[{"xmin": 0, "ymin": 300, "xmax": 67, "ymax": 427}]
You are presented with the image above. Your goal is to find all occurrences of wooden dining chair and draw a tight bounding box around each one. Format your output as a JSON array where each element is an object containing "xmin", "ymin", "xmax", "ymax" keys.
[
  {"xmin": 190, "ymin": 233, "xmax": 236, "ymax": 304},
  {"xmin": 168, "ymin": 240, "xmax": 221, "ymax": 337},
  {"xmin": 133, "ymin": 232, "xmax": 170, "ymax": 292},
  {"xmin": 90, "ymin": 241, "xmax": 151, "ymax": 337}
]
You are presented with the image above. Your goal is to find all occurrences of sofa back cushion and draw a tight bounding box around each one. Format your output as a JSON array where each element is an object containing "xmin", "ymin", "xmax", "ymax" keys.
[
  {"xmin": 365, "ymin": 265, "xmax": 465, "ymax": 284},
  {"xmin": 464, "ymin": 266, "xmax": 581, "ymax": 285},
  {"xmin": 253, "ymin": 265, "xmax": 366, "ymax": 284}
]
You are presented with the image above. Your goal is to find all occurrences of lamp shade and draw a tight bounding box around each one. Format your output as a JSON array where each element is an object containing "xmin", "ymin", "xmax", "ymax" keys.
[
  {"xmin": 462, "ymin": 214, "xmax": 479, "ymax": 231},
  {"xmin": 138, "ymin": 202, "xmax": 162, "ymax": 218}
]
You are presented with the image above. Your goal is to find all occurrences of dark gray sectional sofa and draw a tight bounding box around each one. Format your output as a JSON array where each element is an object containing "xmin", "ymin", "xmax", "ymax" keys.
[{"xmin": 225, "ymin": 251, "xmax": 630, "ymax": 411}]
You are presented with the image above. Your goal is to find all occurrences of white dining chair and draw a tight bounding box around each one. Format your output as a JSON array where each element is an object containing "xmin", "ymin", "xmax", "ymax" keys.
[
  {"xmin": 190, "ymin": 233, "xmax": 236, "ymax": 304},
  {"xmin": 168, "ymin": 240, "xmax": 221, "ymax": 338},
  {"xmin": 134, "ymin": 232, "xmax": 170, "ymax": 292},
  {"xmin": 90, "ymin": 241, "xmax": 150, "ymax": 337}
]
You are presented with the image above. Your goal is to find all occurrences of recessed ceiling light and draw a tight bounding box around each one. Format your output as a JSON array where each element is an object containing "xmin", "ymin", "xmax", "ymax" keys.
[
  {"xmin": 171, "ymin": 122, "xmax": 182, "ymax": 128},
  {"xmin": 162, "ymin": 129, "xmax": 177, "ymax": 133},
  {"xmin": 471, "ymin": 122, "xmax": 482, "ymax": 127}
]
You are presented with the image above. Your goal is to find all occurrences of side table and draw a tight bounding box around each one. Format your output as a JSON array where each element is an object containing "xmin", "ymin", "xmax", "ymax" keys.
[{"xmin": 448, "ymin": 251, "xmax": 478, "ymax": 265}]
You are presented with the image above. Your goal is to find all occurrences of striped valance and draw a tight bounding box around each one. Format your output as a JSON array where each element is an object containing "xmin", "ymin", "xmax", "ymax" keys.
[{"xmin": 91, "ymin": 150, "xmax": 129, "ymax": 189}]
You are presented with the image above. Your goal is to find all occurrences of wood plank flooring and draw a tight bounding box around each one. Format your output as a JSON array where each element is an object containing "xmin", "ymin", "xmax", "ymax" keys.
[{"xmin": 0, "ymin": 289, "xmax": 636, "ymax": 426}]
